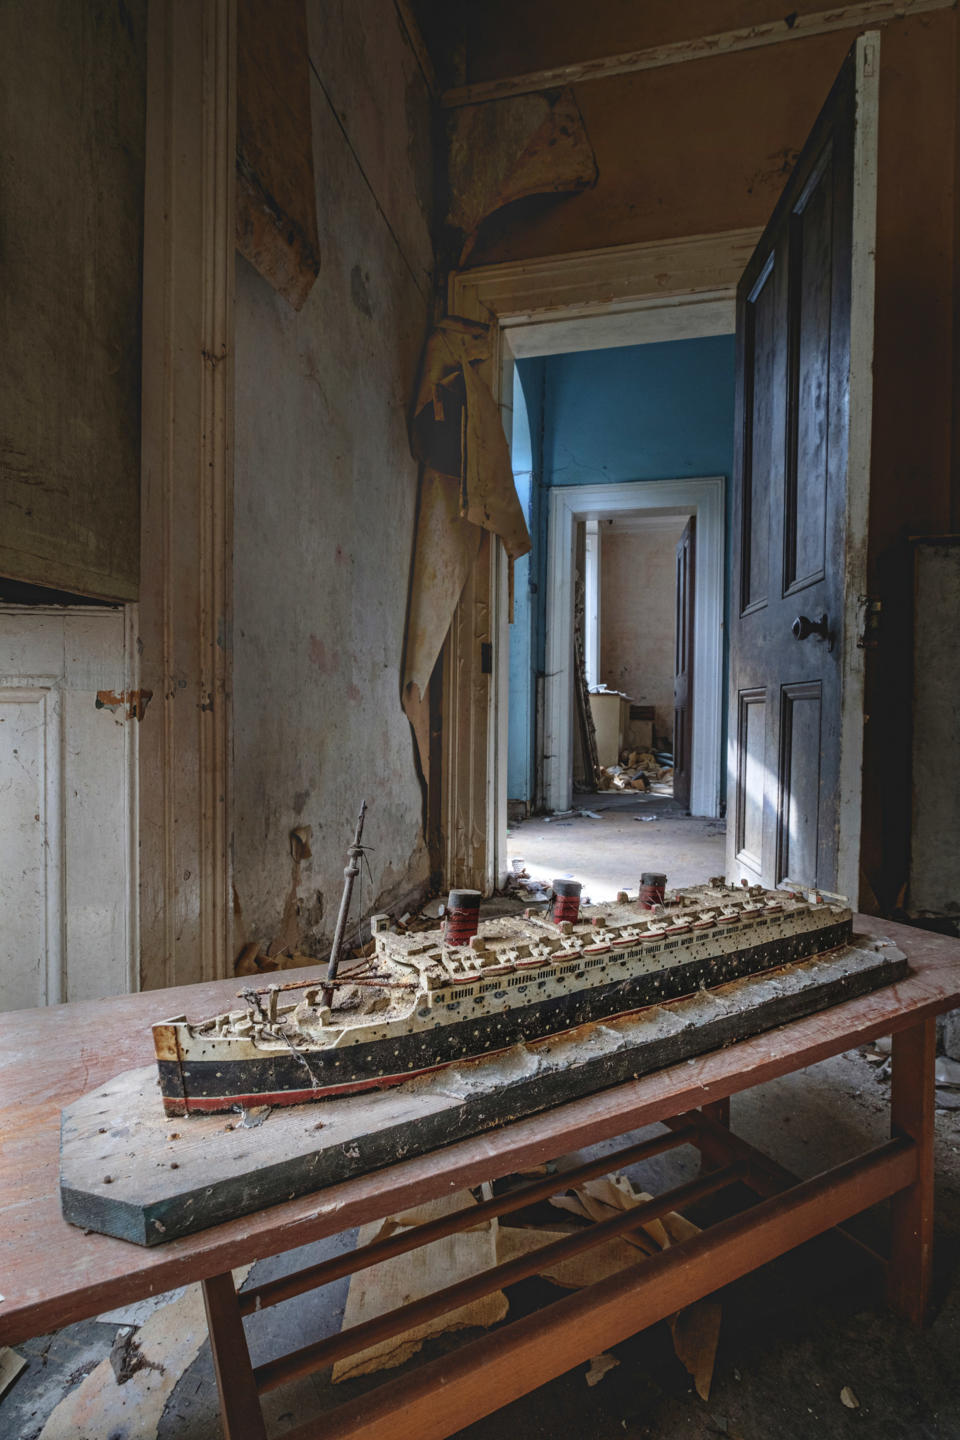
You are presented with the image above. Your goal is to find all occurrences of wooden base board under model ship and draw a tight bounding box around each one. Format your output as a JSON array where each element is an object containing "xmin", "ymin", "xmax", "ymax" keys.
[{"xmin": 60, "ymin": 873, "xmax": 907, "ymax": 1245}]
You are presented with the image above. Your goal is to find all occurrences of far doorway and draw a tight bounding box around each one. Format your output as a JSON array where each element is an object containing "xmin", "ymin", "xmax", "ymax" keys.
[
  {"xmin": 499, "ymin": 331, "xmax": 734, "ymax": 895},
  {"xmin": 543, "ymin": 475, "xmax": 725, "ymax": 821},
  {"xmin": 581, "ymin": 511, "xmax": 695, "ymax": 809}
]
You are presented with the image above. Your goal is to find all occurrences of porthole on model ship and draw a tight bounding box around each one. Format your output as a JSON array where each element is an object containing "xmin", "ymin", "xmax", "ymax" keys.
[{"xmin": 154, "ymin": 867, "xmax": 853, "ymax": 1118}]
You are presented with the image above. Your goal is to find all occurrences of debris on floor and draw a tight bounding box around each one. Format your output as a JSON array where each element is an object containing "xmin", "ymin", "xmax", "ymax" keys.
[
  {"xmin": 108, "ymin": 1326, "xmax": 163, "ymax": 1385},
  {"xmin": 337, "ymin": 1171, "xmax": 720, "ymax": 1400},
  {"xmin": 0, "ymin": 1347, "xmax": 26, "ymax": 1401},
  {"xmin": 597, "ymin": 749, "xmax": 674, "ymax": 796},
  {"xmin": 35, "ymin": 1270, "xmax": 249, "ymax": 1440},
  {"xmin": 501, "ymin": 859, "xmax": 552, "ymax": 904},
  {"xmin": 235, "ymin": 940, "xmax": 281, "ymax": 976},
  {"xmin": 584, "ymin": 1351, "xmax": 620, "ymax": 1387},
  {"xmin": 332, "ymin": 1192, "xmax": 508, "ymax": 1382},
  {"xmin": 543, "ymin": 1174, "xmax": 721, "ymax": 1400},
  {"xmin": 96, "ymin": 1288, "xmax": 189, "ymax": 1329},
  {"xmin": 935, "ymin": 1056, "xmax": 960, "ymax": 1088}
]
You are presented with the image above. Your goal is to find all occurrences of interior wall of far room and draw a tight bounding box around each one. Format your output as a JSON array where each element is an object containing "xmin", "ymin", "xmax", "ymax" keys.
[
  {"xmin": 510, "ymin": 334, "xmax": 735, "ymax": 812},
  {"xmin": 600, "ymin": 521, "xmax": 688, "ymax": 748}
]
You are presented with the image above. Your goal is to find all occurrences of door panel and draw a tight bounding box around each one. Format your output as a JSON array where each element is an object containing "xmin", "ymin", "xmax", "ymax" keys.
[
  {"xmin": 735, "ymin": 690, "xmax": 766, "ymax": 870},
  {"xmin": 777, "ymin": 681, "xmax": 823, "ymax": 885},
  {"xmin": 0, "ymin": 688, "xmax": 59, "ymax": 1010},
  {"xmin": 742, "ymin": 258, "xmax": 777, "ymax": 614},
  {"xmin": 0, "ymin": 607, "xmax": 137, "ymax": 1009},
  {"xmin": 786, "ymin": 149, "xmax": 834, "ymax": 593},
  {"xmin": 728, "ymin": 46, "xmax": 863, "ymax": 892}
]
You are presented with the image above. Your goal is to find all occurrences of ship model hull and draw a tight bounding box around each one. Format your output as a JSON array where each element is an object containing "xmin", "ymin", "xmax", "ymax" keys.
[{"xmin": 156, "ymin": 901, "xmax": 852, "ymax": 1116}]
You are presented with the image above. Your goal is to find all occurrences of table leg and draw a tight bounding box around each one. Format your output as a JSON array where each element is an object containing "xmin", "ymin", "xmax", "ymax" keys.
[
  {"xmin": 202, "ymin": 1272, "xmax": 267, "ymax": 1440},
  {"xmin": 887, "ymin": 1018, "xmax": 936, "ymax": 1325},
  {"xmin": 699, "ymin": 1097, "xmax": 731, "ymax": 1171}
]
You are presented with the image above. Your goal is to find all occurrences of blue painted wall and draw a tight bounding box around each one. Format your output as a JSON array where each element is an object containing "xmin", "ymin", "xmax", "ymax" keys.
[
  {"xmin": 541, "ymin": 336, "xmax": 735, "ymax": 488},
  {"xmin": 507, "ymin": 336, "xmax": 735, "ymax": 809}
]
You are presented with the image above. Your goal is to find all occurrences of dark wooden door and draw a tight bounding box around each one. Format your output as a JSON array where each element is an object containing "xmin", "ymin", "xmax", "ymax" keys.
[
  {"xmin": 673, "ymin": 516, "xmax": 695, "ymax": 812},
  {"xmin": 728, "ymin": 52, "xmax": 858, "ymax": 891}
]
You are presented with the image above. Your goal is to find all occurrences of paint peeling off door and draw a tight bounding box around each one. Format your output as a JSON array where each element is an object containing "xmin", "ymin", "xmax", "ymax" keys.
[
  {"xmin": 0, "ymin": 607, "xmax": 138, "ymax": 1009},
  {"xmin": 727, "ymin": 36, "xmax": 878, "ymax": 898}
]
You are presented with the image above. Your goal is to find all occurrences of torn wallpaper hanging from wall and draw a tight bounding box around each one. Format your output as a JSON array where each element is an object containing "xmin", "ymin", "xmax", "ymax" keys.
[{"xmin": 402, "ymin": 316, "xmax": 531, "ymax": 770}]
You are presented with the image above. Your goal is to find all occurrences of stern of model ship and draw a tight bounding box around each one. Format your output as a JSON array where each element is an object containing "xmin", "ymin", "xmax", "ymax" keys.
[{"xmin": 153, "ymin": 1017, "xmax": 189, "ymax": 1116}]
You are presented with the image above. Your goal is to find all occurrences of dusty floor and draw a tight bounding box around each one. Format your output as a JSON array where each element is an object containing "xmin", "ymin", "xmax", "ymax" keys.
[
  {"xmin": 506, "ymin": 794, "xmax": 727, "ymax": 901},
  {"xmin": 6, "ymin": 809, "xmax": 960, "ymax": 1439}
]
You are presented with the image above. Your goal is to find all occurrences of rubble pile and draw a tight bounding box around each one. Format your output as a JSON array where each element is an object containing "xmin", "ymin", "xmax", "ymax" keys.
[{"xmin": 596, "ymin": 748, "xmax": 674, "ymax": 794}]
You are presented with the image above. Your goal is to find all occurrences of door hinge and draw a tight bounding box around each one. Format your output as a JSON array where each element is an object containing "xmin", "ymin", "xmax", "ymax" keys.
[
  {"xmin": 481, "ymin": 641, "xmax": 493, "ymax": 674},
  {"xmin": 856, "ymin": 595, "xmax": 882, "ymax": 650}
]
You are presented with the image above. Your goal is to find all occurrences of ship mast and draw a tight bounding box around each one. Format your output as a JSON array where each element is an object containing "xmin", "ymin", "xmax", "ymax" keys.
[{"xmin": 321, "ymin": 800, "xmax": 368, "ymax": 1007}]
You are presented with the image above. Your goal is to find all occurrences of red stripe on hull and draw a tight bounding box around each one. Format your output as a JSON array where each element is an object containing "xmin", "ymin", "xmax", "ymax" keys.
[{"xmin": 165, "ymin": 1049, "xmax": 513, "ymax": 1115}]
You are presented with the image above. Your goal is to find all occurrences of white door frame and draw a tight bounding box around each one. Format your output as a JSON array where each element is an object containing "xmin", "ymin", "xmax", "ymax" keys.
[
  {"xmin": 545, "ymin": 478, "xmax": 725, "ymax": 818},
  {"xmin": 139, "ymin": 0, "xmax": 236, "ymax": 988}
]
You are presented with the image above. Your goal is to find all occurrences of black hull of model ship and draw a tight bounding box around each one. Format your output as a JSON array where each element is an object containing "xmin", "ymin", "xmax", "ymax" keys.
[{"xmin": 159, "ymin": 919, "xmax": 852, "ymax": 1114}]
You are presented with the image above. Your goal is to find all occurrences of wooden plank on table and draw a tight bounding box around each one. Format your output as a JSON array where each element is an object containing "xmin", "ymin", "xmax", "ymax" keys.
[
  {"xmin": 1, "ymin": 918, "xmax": 957, "ymax": 1346},
  {"xmin": 282, "ymin": 1139, "xmax": 915, "ymax": 1440}
]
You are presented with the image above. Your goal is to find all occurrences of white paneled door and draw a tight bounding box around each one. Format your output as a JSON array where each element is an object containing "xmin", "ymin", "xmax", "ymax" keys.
[{"xmin": 0, "ymin": 606, "xmax": 138, "ymax": 1009}]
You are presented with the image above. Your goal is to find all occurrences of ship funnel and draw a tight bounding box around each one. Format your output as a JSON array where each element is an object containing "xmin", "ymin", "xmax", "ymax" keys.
[
  {"xmin": 638, "ymin": 872, "xmax": 667, "ymax": 909},
  {"xmin": 552, "ymin": 879, "xmax": 582, "ymax": 925},
  {"xmin": 444, "ymin": 889, "xmax": 481, "ymax": 946}
]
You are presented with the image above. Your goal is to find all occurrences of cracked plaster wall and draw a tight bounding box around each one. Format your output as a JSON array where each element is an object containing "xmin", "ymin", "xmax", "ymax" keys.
[{"xmin": 232, "ymin": 0, "xmax": 434, "ymax": 957}]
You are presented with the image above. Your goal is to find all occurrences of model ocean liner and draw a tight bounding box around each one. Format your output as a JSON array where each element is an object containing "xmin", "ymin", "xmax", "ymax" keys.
[{"xmin": 154, "ymin": 865, "xmax": 852, "ymax": 1117}]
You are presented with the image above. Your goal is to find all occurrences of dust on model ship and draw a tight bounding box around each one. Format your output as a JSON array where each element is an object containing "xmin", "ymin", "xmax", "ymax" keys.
[{"xmin": 154, "ymin": 876, "xmax": 852, "ymax": 1116}]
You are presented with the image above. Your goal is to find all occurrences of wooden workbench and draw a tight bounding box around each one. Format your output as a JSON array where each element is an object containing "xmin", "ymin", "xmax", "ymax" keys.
[{"xmin": 1, "ymin": 916, "xmax": 958, "ymax": 1440}]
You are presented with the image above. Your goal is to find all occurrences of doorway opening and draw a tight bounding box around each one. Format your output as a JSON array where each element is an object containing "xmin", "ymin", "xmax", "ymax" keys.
[
  {"xmin": 506, "ymin": 475, "xmax": 728, "ymax": 902},
  {"xmin": 502, "ymin": 329, "xmax": 733, "ymax": 901},
  {"xmin": 581, "ymin": 511, "xmax": 694, "ymax": 805}
]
